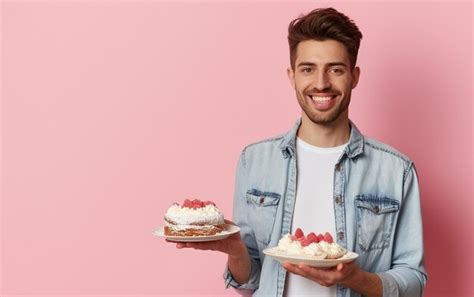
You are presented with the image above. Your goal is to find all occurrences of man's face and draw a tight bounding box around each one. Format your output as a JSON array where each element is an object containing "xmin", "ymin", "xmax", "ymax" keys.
[{"xmin": 288, "ymin": 39, "xmax": 360, "ymax": 125}]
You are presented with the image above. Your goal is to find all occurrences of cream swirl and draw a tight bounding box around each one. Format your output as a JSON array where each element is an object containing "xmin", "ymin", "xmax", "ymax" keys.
[
  {"xmin": 276, "ymin": 234, "xmax": 302, "ymax": 255},
  {"xmin": 315, "ymin": 241, "xmax": 346, "ymax": 259},
  {"xmin": 302, "ymin": 243, "xmax": 327, "ymax": 258}
]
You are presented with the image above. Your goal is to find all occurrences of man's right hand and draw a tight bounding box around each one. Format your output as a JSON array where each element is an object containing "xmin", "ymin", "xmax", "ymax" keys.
[{"xmin": 169, "ymin": 221, "xmax": 251, "ymax": 284}]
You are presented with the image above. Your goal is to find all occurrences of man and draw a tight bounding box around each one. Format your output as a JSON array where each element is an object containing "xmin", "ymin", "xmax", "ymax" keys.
[{"xmin": 175, "ymin": 7, "xmax": 427, "ymax": 297}]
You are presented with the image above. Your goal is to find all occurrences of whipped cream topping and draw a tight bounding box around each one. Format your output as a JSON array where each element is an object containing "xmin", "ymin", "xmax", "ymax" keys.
[
  {"xmin": 276, "ymin": 234, "xmax": 346, "ymax": 259},
  {"xmin": 165, "ymin": 204, "xmax": 224, "ymax": 226}
]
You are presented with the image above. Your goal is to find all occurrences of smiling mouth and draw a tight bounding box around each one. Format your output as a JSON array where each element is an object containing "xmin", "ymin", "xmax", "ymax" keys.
[{"xmin": 308, "ymin": 95, "xmax": 337, "ymax": 103}]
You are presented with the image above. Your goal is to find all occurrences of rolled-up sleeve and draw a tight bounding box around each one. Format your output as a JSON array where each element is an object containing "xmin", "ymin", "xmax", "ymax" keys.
[
  {"xmin": 223, "ymin": 257, "xmax": 260, "ymax": 290},
  {"xmin": 377, "ymin": 163, "xmax": 427, "ymax": 296}
]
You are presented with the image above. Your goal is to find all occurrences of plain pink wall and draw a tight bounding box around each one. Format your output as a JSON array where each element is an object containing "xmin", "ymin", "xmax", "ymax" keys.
[{"xmin": 1, "ymin": 1, "xmax": 472, "ymax": 296}]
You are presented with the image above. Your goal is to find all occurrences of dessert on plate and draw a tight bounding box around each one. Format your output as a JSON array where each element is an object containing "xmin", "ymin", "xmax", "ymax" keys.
[
  {"xmin": 164, "ymin": 199, "xmax": 225, "ymax": 236},
  {"xmin": 275, "ymin": 228, "xmax": 347, "ymax": 259}
]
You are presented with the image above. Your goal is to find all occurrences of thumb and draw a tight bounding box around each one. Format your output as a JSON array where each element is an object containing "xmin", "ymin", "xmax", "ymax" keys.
[{"xmin": 336, "ymin": 263, "xmax": 344, "ymax": 271}]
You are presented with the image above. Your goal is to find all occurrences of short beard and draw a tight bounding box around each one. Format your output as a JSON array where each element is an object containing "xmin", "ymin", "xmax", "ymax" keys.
[{"xmin": 298, "ymin": 92, "xmax": 351, "ymax": 125}]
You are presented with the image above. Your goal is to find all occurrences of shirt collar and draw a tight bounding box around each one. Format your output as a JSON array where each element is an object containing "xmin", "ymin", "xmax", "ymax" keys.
[{"xmin": 280, "ymin": 118, "xmax": 365, "ymax": 159}]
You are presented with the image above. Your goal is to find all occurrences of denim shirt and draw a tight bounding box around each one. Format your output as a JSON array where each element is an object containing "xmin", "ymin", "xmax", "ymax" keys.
[{"xmin": 223, "ymin": 118, "xmax": 427, "ymax": 297}]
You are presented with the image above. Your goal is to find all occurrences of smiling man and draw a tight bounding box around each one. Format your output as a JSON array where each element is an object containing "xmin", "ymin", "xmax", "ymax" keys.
[{"xmin": 175, "ymin": 7, "xmax": 427, "ymax": 297}]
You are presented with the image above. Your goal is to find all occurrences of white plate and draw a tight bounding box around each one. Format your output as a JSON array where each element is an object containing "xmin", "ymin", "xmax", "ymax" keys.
[
  {"xmin": 263, "ymin": 247, "xmax": 358, "ymax": 268},
  {"xmin": 153, "ymin": 224, "xmax": 240, "ymax": 242}
]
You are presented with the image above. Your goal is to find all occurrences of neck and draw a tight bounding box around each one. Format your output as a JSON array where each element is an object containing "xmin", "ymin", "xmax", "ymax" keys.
[{"xmin": 297, "ymin": 113, "xmax": 350, "ymax": 148}]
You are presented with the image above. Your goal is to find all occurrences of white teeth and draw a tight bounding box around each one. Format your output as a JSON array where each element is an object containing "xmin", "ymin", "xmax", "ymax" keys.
[{"xmin": 310, "ymin": 95, "xmax": 333, "ymax": 102}]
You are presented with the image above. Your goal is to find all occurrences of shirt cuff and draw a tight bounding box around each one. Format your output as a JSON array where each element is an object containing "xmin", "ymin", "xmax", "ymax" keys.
[
  {"xmin": 223, "ymin": 258, "xmax": 260, "ymax": 291},
  {"xmin": 376, "ymin": 271, "xmax": 400, "ymax": 297}
]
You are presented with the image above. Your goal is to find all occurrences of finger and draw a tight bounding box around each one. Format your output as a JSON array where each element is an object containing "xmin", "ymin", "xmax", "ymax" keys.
[
  {"xmin": 294, "ymin": 265, "xmax": 311, "ymax": 277},
  {"xmin": 175, "ymin": 242, "xmax": 210, "ymax": 249},
  {"xmin": 336, "ymin": 263, "xmax": 344, "ymax": 272},
  {"xmin": 284, "ymin": 263, "xmax": 310, "ymax": 278},
  {"xmin": 296, "ymin": 264, "xmax": 324, "ymax": 280},
  {"xmin": 185, "ymin": 243, "xmax": 207, "ymax": 250},
  {"xmin": 175, "ymin": 242, "xmax": 211, "ymax": 250},
  {"xmin": 296, "ymin": 264, "xmax": 339, "ymax": 286},
  {"xmin": 282, "ymin": 262, "xmax": 301, "ymax": 275},
  {"xmin": 282, "ymin": 262, "xmax": 293, "ymax": 271},
  {"xmin": 176, "ymin": 242, "xmax": 187, "ymax": 249},
  {"xmin": 224, "ymin": 219, "xmax": 236, "ymax": 225},
  {"xmin": 297, "ymin": 263, "xmax": 311, "ymax": 273},
  {"xmin": 186, "ymin": 242, "xmax": 221, "ymax": 251},
  {"xmin": 297, "ymin": 264, "xmax": 330, "ymax": 275},
  {"xmin": 284, "ymin": 263, "xmax": 329, "ymax": 286}
]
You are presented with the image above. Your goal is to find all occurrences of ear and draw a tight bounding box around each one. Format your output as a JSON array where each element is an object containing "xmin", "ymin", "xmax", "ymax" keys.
[
  {"xmin": 351, "ymin": 66, "xmax": 360, "ymax": 89},
  {"xmin": 287, "ymin": 67, "xmax": 296, "ymax": 90}
]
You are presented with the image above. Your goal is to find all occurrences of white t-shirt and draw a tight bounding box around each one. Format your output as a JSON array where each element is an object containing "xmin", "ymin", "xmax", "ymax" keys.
[{"xmin": 284, "ymin": 137, "xmax": 347, "ymax": 297}]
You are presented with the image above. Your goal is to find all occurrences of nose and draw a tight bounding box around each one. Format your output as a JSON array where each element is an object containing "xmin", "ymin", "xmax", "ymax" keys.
[{"xmin": 312, "ymin": 71, "xmax": 331, "ymax": 91}]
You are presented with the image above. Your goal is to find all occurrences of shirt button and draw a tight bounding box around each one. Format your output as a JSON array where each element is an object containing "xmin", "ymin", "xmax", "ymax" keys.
[
  {"xmin": 335, "ymin": 195, "xmax": 342, "ymax": 204},
  {"xmin": 338, "ymin": 231, "xmax": 344, "ymax": 240},
  {"xmin": 259, "ymin": 196, "xmax": 265, "ymax": 204},
  {"xmin": 335, "ymin": 164, "xmax": 342, "ymax": 171}
]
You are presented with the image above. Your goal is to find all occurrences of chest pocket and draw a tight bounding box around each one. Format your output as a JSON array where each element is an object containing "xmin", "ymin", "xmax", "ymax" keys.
[
  {"xmin": 246, "ymin": 189, "xmax": 281, "ymax": 246},
  {"xmin": 355, "ymin": 195, "xmax": 400, "ymax": 252}
]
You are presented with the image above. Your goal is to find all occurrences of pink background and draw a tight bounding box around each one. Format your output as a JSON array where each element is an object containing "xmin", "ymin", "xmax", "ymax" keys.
[{"xmin": 1, "ymin": 1, "xmax": 473, "ymax": 296}]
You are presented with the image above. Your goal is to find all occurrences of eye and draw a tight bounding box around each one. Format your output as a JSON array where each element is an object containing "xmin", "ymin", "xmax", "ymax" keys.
[
  {"xmin": 329, "ymin": 68, "xmax": 345, "ymax": 75},
  {"xmin": 301, "ymin": 67, "xmax": 313, "ymax": 73}
]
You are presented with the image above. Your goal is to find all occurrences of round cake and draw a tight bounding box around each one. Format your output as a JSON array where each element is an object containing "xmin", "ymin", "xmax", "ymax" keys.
[{"xmin": 164, "ymin": 199, "xmax": 225, "ymax": 236}]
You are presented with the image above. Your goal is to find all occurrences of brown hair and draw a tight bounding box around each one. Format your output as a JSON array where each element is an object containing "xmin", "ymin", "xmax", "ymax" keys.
[{"xmin": 288, "ymin": 8, "xmax": 362, "ymax": 70}]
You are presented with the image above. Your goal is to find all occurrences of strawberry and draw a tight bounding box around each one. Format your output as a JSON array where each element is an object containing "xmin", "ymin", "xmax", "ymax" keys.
[
  {"xmin": 300, "ymin": 238, "xmax": 312, "ymax": 247},
  {"xmin": 317, "ymin": 234, "xmax": 325, "ymax": 242},
  {"xmin": 307, "ymin": 232, "xmax": 318, "ymax": 243},
  {"xmin": 297, "ymin": 236, "xmax": 311, "ymax": 247},
  {"xmin": 204, "ymin": 200, "xmax": 216, "ymax": 206},
  {"xmin": 192, "ymin": 199, "xmax": 204, "ymax": 208},
  {"xmin": 183, "ymin": 199, "xmax": 193, "ymax": 208},
  {"xmin": 290, "ymin": 235, "xmax": 298, "ymax": 241},
  {"xmin": 295, "ymin": 228, "xmax": 305, "ymax": 239},
  {"xmin": 323, "ymin": 232, "xmax": 333, "ymax": 243}
]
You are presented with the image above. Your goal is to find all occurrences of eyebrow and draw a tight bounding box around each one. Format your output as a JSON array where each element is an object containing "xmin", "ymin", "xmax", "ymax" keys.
[{"xmin": 297, "ymin": 62, "xmax": 348, "ymax": 68}]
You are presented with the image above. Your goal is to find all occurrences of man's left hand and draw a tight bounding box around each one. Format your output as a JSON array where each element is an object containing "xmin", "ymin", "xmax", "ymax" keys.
[
  {"xmin": 283, "ymin": 261, "xmax": 382, "ymax": 297},
  {"xmin": 282, "ymin": 261, "xmax": 357, "ymax": 287}
]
